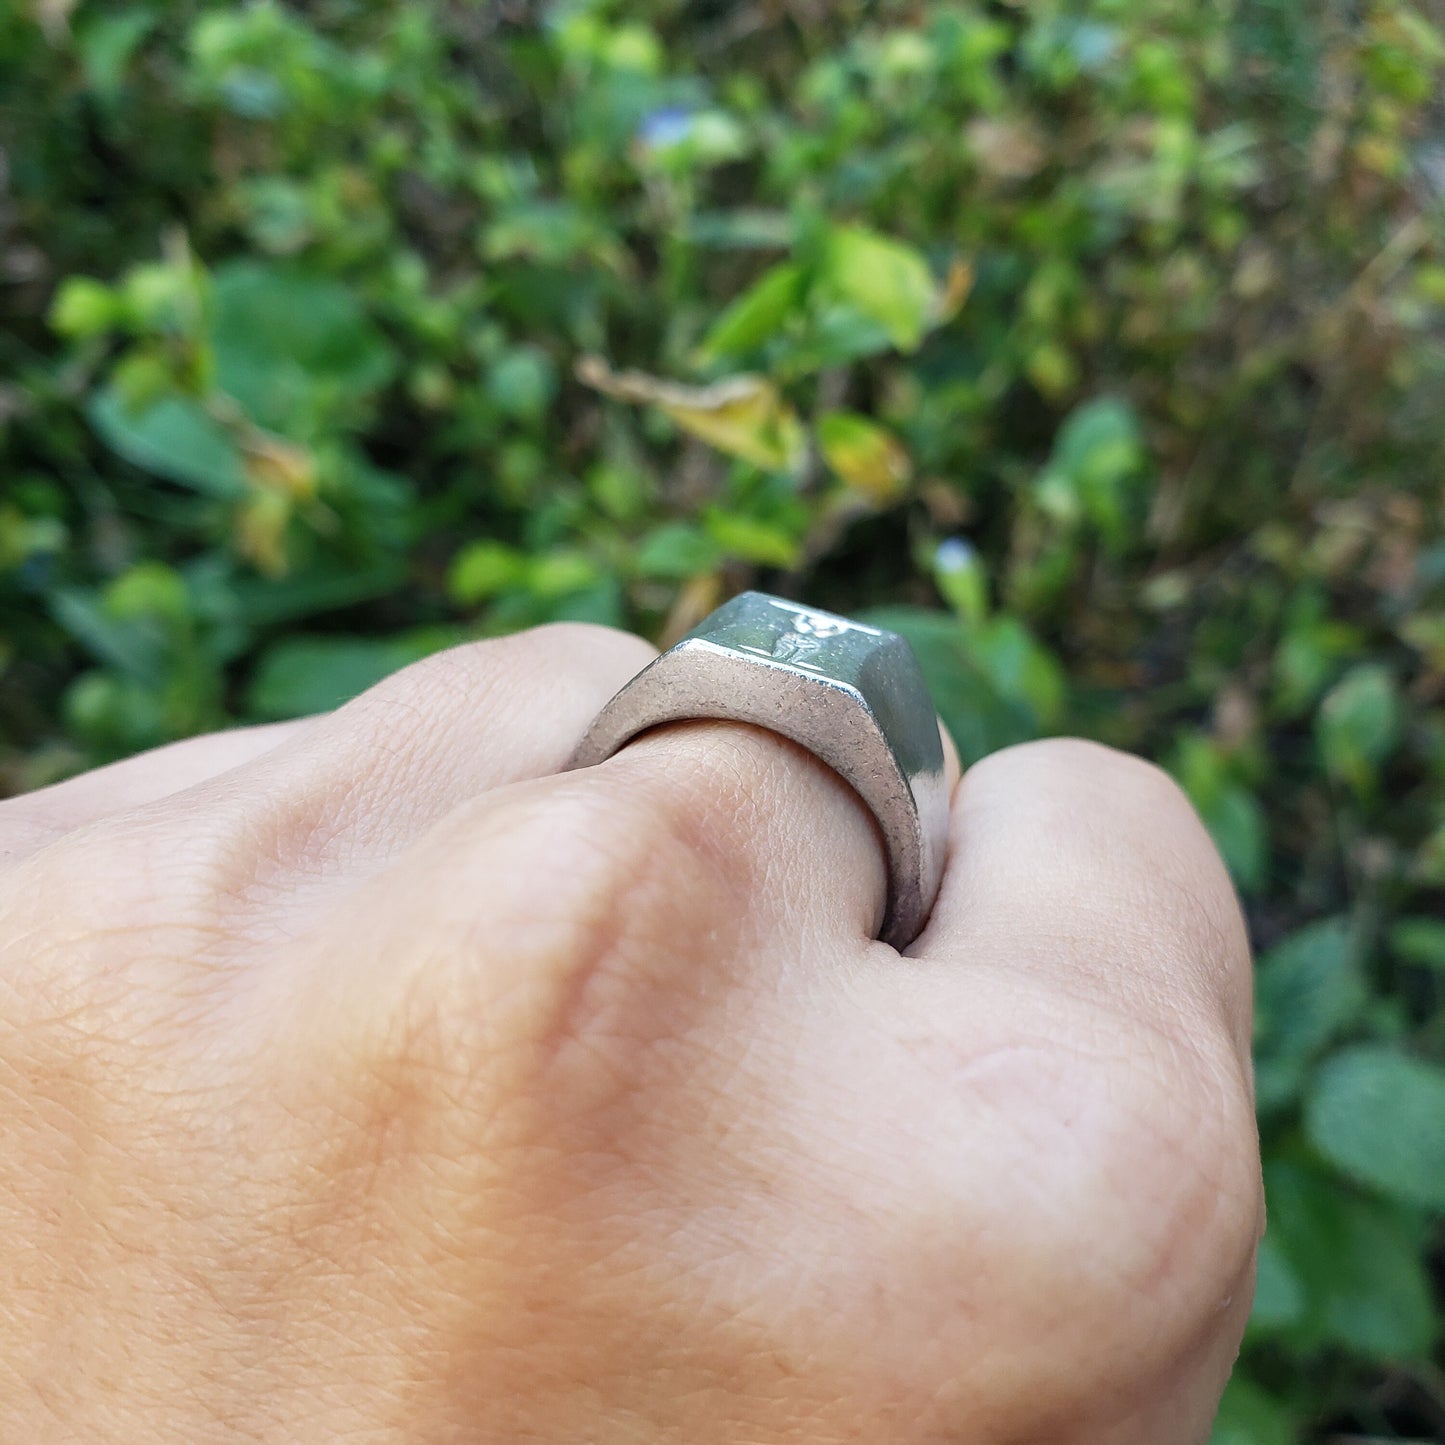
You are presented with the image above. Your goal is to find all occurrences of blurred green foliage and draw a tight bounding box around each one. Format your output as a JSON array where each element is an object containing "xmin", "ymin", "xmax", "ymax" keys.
[{"xmin": 2, "ymin": 1, "xmax": 1444, "ymax": 1436}]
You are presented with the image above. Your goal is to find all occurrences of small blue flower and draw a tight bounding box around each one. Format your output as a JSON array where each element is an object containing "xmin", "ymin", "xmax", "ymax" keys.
[
  {"xmin": 637, "ymin": 107, "xmax": 696, "ymax": 150},
  {"xmin": 934, "ymin": 536, "xmax": 977, "ymax": 575},
  {"xmin": 1065, "ymin": 21, "xmax": 1119, "ymax": 73}
]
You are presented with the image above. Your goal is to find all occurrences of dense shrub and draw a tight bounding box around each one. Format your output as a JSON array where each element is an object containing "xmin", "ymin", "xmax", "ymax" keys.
[{"xmin": 2, "ymin": 2, "xmax": 1443, "ymax": 1437}]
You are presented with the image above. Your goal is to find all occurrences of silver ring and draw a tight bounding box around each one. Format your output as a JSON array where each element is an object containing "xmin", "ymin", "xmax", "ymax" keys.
[{"xmin": 567, "ymin": 591, "xmax": 949, "ymax": 949}]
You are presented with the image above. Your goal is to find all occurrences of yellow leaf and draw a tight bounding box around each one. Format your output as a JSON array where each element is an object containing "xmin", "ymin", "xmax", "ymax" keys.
[
  {"xmin": 817, "ymin": 412, "xmax": 913, "ymax": 506},
  {"xmin": 243, "ymin": 433, "xmax": 317, "ymax": 499},
  {"xmin": 935, "ymin": 258, "xmax": 974, "ymax": 324},
  {"xmin": 236, "ymin": 489, "xmax": 291, "ymax": 578},
  {"xmin": 577, "ymin": 357, "xmax": 805, "ymax": 473}
]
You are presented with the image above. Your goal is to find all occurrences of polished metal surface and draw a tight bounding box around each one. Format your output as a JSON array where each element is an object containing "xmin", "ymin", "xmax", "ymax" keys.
[{"xmin": 568, "ymin": 591, "xmax": 948, "ymax": 950}]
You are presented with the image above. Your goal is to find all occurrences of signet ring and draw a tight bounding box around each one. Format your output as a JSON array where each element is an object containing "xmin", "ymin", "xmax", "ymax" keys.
[{"xmin": 567, "ymin": 591, "xmax": 949, "ymax": 950}]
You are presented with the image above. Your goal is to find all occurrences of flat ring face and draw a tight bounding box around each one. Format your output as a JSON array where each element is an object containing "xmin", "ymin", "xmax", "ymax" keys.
[{"xmin": 567, "ymin": 592, "xmax": 948, "ymax": 950}]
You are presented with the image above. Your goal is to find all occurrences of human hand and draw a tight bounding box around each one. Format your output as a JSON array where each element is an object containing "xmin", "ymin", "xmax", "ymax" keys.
[{"xmin": 0, "ymin": 624, "xmax": 1260, "ymax": 1443}]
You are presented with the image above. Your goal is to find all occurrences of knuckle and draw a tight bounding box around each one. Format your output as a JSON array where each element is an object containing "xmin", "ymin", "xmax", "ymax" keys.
[
  {"xmin": 338, "ymin": 643, "xmax": 491, "ymax": 725},
  {"xmin": 976, "ymin": 736, "xmax": 1190, "ymax": 810},
  {"xmin": 314, "ymin": 625, "xmax": 658, "ymax": 786},
  {"xmin": 315, "ymin": 775, "xmax": 735, "ymax": 1154},
  {"xmin": 518, "ymin": 619, "xmax": 658, "ymax": 673},
  {"xmin": 1031, "ymin": 738, "xmax": 1217, "ymax": 856},
  {"xmin": 969, "ymin": 736, "xmax": 1251, "ymax": 1032},
  {"xmin": 343, "ymin": 624, "xmax": 654, "ymax": 719},
  {"xmin": 0, "ymin": 813, "xmax": 248, "ymax": 1058},
  {"xmin": 0, "ymin": 842, "xmax": 201, "ymax": 1143},
  {"xmin": 4, "ymin": 816, "xmax": 188, "ymax": 959},
  {"xmin": 868, "ymin": 999, "xmax": 1260, "ymax": 1435},
  {"xmin": 1003, "ymin": 1017, "xmax": 1260, "ymax": 1411},
  {"xmin": 1110, "ymin": 1025, "xmax": 1261, "ymax": 1288},
  {"xmin": 459, "ymin": 780, "xmax": 730, "ymax": 1075}
]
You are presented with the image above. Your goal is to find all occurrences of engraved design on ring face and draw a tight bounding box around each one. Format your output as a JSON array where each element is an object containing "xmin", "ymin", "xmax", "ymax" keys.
[
  {"xmin": 733, "ymin": 598, "xmax": 882, "ymax": 673},
  {"xmin": 765, "ymin": 597, "xmax": 883, "ymax": 638}
]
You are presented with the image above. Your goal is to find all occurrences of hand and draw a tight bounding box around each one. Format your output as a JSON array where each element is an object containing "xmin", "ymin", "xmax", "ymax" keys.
[{"xmin": 0, "ymin": 624, "xmax": 1261, "ymax": 1443}]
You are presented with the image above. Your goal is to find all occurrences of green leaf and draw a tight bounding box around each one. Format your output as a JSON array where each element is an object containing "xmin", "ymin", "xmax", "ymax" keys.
[
  {"xmin": 1209, "ymin": 1375, "xmax": 1295, "ymax": 1445},
  {"xmin": 215, "ymin": 560, "xmax": 409, "ymax": 631},
  {"xmin": 1201, "ymin": 784, "xmax": 1267, "ymax": 893},
  {"xmin": 1253, "ymin": 917, "xmax": 1364, "ymax": 1111},
  {"xmin": 107, "ymin": 562, "xmax": 190, "ymax": 624},
  {"xmin": 77, "ymin": 9, "xmax": 158, "ymax": 104},
  {"xmin": 482, "ymin": 198, "xmax": 619, "ymax": 267},
  {"xmin": 209, "ymin": 261, "xmax": 397, "ymax": 431},
  {"xmin": 933, "ymin": 537, "xmax": 988, "ymax": 627},
  {"xmin": 246, "ymin": 634, "xmax": 445, "ymax": 719},
  {"xmin": 449, "ymin": 541, "xmax": 528, "ymax": 606},
  {"xmin": 1316, "ymin": 664, "xmax": 1402, "ymax": 792},
  {"xmin": 1390, "ymin": 916, "xmax": 1445, "ymax": 970},
  {"xmin": 1304, "ymin": 1046, "xmax": 1445, "ymax": 1211},
  {"xmin": 635, "ymin": 522, "xmax": 722, "ymax": 580},
  {"xmin": 700, "ymin": 262, "xmax": 805, "ymax": 360},
  {"xmin": 1262, "ymin": 1159, "xmax": 1435, "ymax": 1360},
  {"xmin": 1247, "ymin": 1232, "xmax": 1304, "ymax": 1333},
  {"xmin": 545, "ymin": 577, "xmax": 624, "ymax": 628},
  {"xmin": 1171, "ymin": 737, "xmax": 1267, "ymax": 892},
  {"xmin": 64, "ymin": 671, "xmax": 167, "ymax": 756},
  {"xmin": 861, "ymin": 607, "xmax": 1055, "ymax": 765},
  {"xmin": 50, "ymin": 588, "xmax": 168, "ymax": 685},
  {"xmin": 88, "ymin": 388, "xmax": 247, "ymax": 498},
  {"xmin": 111, "ymin": 349, "xmax": 176, "ymax": 411},
  {"xmin": 0, "ymin": 508, "xmax": 65, "ymax": 572},
  {"xmin": 639, "ymin": 108, "xmax": 748, "ymax": 170},
  {"xmin": 50, "ymin": 276, "xmax": 119, "ymax": 339},
  {"xmin": 1274, "ymin": 617, "xmax": 1362, "ymax": 716},
  {"xmin": 823, "ymin": 226, "xmax": 936, "ymax": 351},
  {"xmin": 968, "ymin": 615, "xmax": 1067, "ymax": 729},
  {"xmin": 789, "ymin": 303, "xmax": 897, "ymax": 370},
  {"xmin": 526, "ymin": 549, "xmax": 601, "ymax": 599},
  {"xmin": 704, "ymin": 510, "xmax": 800, "ymax": 568},
  {"xmin": 236, "ymin": 175, "xmax": 313, "ymax": 254},
  {"xmin": 121, "ymin": 260, "xmax": 201, "ymax": 334},
  {"xmin": 487, "ymin": 347, "xmax": 558, "ymax": 422},
  {"xmin": 1035, "ymin": 397, "xmax": 1145, "ymax": 551}
]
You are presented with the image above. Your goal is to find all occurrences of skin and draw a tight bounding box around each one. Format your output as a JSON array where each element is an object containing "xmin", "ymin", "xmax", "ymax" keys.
[{"xmin": 0, "ymin": 623, "xmax": 1262, "ymax": 1443}]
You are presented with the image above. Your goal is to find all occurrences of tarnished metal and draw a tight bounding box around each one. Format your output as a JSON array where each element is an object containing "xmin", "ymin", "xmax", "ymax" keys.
[{"xmin": 568, "ymin": 591, "xmax": 948, "ymax": 950}]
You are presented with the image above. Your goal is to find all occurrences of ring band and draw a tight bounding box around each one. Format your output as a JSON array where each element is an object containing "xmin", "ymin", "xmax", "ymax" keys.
[{"xmin": 567, "ymin": 591, "xmax": 948, "ymax": 949}]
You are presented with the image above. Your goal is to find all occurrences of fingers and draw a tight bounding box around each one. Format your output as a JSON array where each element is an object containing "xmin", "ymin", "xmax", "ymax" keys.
[
  {"xmin": 292, "ymin": 711, "xmax": 900, "ymax": 1100},
  {"xmin": 849, "ymin": 740, "xmax": 1260, "ymax": 1435},
  {"xmin": 2, "ymin": 624, "xmax": 657, "ymax": 963},
  {"xmin": 328, "ymin": 622, "xmax": 657, "ymax": 789},
  {"xmin": 909, "ymin": 737, "xmax": 1253, "ymax": 1064},
  {"xmin": 595, "ymin": 720, "xmax": 895, "ymax": 948},
  {"xmin": 3, "ymin": 624, "xmax": 653, "ymax": 874},
  {"xmin": 547, "ymin": 711, "xmax": 959, "ymax": 955},
  {"xmin": 92, "ymin": 624, "xmax": 653, "ymax": 872},
  {"xmin": 12, "ymin": 618, "xmax": 952, "ymax": 964},
  {"xmin": 278, "ymin": 699, "xmax": 954, "ymax": 1131},
  {"xmin": 0, "ymin": 722, "xmax": 305, "ymax": 862},
  {"xmin": 293, "ymin": 727, "xmax": 1258, "ymax": 1445},
  {"xmin": 433, "ymin": 716, "xmax": 894, "ymax": 961}
]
